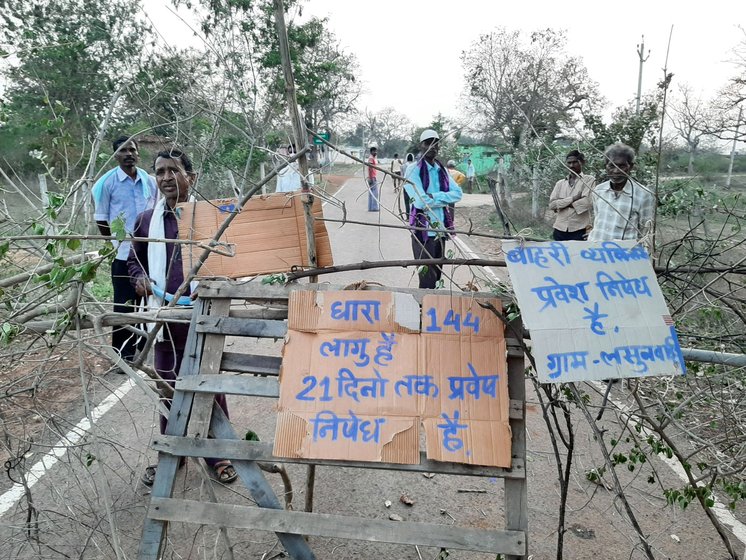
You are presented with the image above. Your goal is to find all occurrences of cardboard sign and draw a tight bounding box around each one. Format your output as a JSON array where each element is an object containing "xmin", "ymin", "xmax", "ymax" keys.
[
  {"xmin": 176, "ymin": 193, "xmax": 333, "ymax": 278},
  {"xmin": 503, "ymin": 240, "xmax": 686, "ymax": 383},
  {"xmin": 274, "ymin": 291, "xmax": 512, "ymax": 468}
]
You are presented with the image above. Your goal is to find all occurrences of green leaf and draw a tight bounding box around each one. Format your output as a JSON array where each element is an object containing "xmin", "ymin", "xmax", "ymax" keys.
[
  {"xmin": 101, "ymin": 240, "xmax": 115, "ymax": 258},
  {"xmin": 66, "ymin": 238, "xmax": 81, "ymax": 251},
  {"xmin": 1, "ymin": 322, "xmax": 20, "ymax": 345},
  {"xmin": 110, "ymin": 216, "xmax": 127, "ymax": 242},
  {"xmin": 0, "ymin": 241, "xmax": 9, "ymax": 260},
  {"xmin": 78, "ymin": 262, "xmax": 97, "ymax": 283}
]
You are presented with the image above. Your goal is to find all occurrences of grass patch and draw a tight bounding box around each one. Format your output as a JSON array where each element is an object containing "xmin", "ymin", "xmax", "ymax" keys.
[{"xmin": 90, "ymin": 261, "xmax": 113, "ymax": 301}]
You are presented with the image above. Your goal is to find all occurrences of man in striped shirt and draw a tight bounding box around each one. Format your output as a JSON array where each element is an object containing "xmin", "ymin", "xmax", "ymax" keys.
[{"xmin": 588, "ymin": 143, "xmax": 655, "ymax": 243}]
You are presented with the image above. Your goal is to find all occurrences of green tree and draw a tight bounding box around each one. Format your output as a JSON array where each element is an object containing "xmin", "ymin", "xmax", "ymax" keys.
[{"xmin": 0, "ymin": 0, "xmax": 151, "ymax": 179}]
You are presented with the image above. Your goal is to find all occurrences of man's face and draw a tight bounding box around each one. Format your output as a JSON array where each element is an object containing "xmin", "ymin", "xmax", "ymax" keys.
[
  {"xmin": 370, "ymin": 149, "xmax": 377, "ymax": 157},
  {"xmin": 114, "ymin": 141, "xmax": 139, "ymax": 170},
  {"xmin": 420, "ymin": 138, "xmax": 439, "ymax": 161},
  {"xmin": 566, "ymin": 156, "xmax": 582, "ymax": 176},
  {"xmin": 606, "ymin": 156, "xmax": 632, "ymax": 186},
  {"xmin": 154, "ymin": 156, "xmax": 192, "ymax": 204}
]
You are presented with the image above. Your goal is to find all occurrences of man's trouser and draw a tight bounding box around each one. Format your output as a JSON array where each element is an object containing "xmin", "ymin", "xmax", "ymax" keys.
[{"xmin": 411, "ymin": 235, "xmax": 445, "ymax": 289}]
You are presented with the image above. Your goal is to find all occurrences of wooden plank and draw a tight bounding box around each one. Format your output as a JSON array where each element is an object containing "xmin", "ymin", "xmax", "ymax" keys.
[
  {"xmin": 196, "ymin": 316, "xmax": 287, "ymax": 338},
  {"xmin": 198, "ymin": 281, "xmax": 507, "ymax": 305},
  {"xmin": 197, "ymin": 315, "xmax": 522, "ymax": 349},
  {"xmin": 149, "ymin": 498, "xmax": 527, "ymax": 556},
  {"xmin": 504, "ymin": 353, "xmax": 529, "ymax": 560},
  {"xmin": 151, "ymin": 436, "xmax": 526, "ymax": 480},
  {"xmin": 138, "ymin": 299, "xmax": 209, "ymax": 560},
  {"xmin": 188, "ymin": 299, "xmax": 231, "ymax": 440},
  {"xmin": 229, "ymin": 307, "xmax": 288, "ymax": 320},
  {"xmin": 178, "ymin": 374, "xmax": 523, "ymax": 422},
  {"xmin": 507, "ymin": 347, "xmax": 524, "ymax": 359},
  {"xmin": 177, "ymin": 375, "xmax": 280, "ymax": 398},
  {"xmin": 220, "ymin": 352, "xmax": 282, "ymax": 375},
  {"xmin": 139, "ymin": 300, "xmax": 315, "ymax": 560},
  {"xmin": 207, "ymin": 404, "xmax": 317, "ymax": 558}
]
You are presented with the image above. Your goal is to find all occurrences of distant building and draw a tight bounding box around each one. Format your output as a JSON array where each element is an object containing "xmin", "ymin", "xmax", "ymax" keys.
[{"xmin": 456, "ymin": 143, "xmax": 512, "ymax": 176}]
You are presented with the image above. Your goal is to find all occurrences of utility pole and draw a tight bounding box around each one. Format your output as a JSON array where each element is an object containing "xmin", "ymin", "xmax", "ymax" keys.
[
  {"xmin": 636, "ymin": 36, "xmax": 650, "ymax": 115},
  {"xmin": 726, "ymin": 105, "xmax": 742, "ymax": 190}
]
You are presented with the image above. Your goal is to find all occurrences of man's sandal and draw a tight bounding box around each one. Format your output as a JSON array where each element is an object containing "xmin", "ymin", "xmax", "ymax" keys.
[
  {"xmin": 141, "ymin": 458, "xmax": 186, "ymax": 486},
  {"xmin": 213, "ymin": 460, "xmax": 238, "ymax": 484},
  {"xmin": 141, "ymin": 465, "xmax": 158, "ymax": 487}
]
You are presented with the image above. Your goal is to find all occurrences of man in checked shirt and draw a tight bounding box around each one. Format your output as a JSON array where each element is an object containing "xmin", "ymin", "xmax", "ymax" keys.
[{"xmin": 588, "ymin": 142, "xmax": 656, "ymax": 243}]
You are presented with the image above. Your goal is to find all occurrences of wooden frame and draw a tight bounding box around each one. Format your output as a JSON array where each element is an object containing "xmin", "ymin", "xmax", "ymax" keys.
[{"xmin": 138, "ymin": 281, "xmax": 528, "ymax": 560}]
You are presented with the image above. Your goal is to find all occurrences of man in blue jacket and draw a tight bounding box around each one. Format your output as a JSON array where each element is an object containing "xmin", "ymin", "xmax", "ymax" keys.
[{"xmin": 404, "ymin": 129, "xmax": 463, "ymax": 289}]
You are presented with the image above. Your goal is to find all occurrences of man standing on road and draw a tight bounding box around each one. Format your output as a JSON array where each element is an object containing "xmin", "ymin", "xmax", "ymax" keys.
[
  {"xmin": 404, "ymin": 129, "xmax": 463, "ymax": 289},
  {"xmin": 93, "ymin": 135, "xmax": 156, "ymax": 372},
  {"xmin": 588, "ymin": 143, "xmax": 656, "ymax": 242},
  {"xmin": 466, "ymin": 159, "xmax": 476, "ymax": 193},
  {"xmin": 390, "ymin": 153, "xmax": 403, "ymax": 189},
  {"xmin": 367, "ymin": 145, "xmax": 380, "ymax": 212},
  {"xmin": 128, "ymin": 148, "xmax": 237, "ymax": 486},
  {"xmin": 548, "ymin": 150, "xmax": 594, "ymax": 241}
]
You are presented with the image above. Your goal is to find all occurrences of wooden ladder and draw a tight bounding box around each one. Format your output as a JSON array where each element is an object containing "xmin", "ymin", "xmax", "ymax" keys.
[{"xmin": 138, "ymin": 281, "xmax": 528, "ymax": 559}]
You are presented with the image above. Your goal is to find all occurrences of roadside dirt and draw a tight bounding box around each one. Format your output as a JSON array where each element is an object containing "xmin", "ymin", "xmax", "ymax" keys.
[{"xmin": 0, "ymin": 338, "xmax": 111, "ymax": 466}]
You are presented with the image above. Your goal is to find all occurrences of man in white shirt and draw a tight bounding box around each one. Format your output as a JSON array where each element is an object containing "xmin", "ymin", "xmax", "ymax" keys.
[
  {"xmin": 390, "ymin": 153, "xmax": 403, "ymax": 189},
  {"xmin": 466, "ymin": 159, "xmax": 476, "ymax": 193},
  {"xmin": 589, "ymin": 143, "xmax": 655, "ymax": 243}
]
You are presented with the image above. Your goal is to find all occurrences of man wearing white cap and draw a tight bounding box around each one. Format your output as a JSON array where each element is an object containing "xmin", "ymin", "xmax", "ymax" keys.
[{"xmin": 404, "ymin": 129, "xmax": 463, "ymax": 289}]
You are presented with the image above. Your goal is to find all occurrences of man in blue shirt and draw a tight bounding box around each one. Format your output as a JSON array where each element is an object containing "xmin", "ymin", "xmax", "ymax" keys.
[
  {"xmin": 93, "ymin": 135, "xmax": 156, "ymax": 370},
  {"xmin": 404, "ymin": 129, "xmax": 463, "ymax": 289}
]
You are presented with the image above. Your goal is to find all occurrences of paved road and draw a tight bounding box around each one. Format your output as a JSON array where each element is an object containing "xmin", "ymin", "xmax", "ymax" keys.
[{"xmin": 0, "ymin": 176, "xmax": 744, "ymax": 559}]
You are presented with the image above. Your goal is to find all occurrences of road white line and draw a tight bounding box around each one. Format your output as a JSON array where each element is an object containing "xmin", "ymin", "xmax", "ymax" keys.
[
  {"xmin": 451, "ymin": 234, "xmax": 503, "ymax": 285},
  {"xmin": 590, "ymin": 379, "xmax": 746, "ymax": 547},
  {"xmin": 322, "ymin": 175, "xmax": 351, "ymax": 206},
  {"xmin": 0, "ymin": 175, "xmax": 349, "ymax": 520},
  {"xmin": 0, "ymin": 377, "xmax": 137, "ymax": 518},
  {"xmin": 454, "ymin": 234, "xmax": 746, "ymax": 548}
]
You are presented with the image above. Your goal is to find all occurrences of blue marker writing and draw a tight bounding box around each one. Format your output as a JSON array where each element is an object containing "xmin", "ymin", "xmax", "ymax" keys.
[
  {"xmin": 437, "ymin": 410, "xmax": 467, "ymax": 452},
  {"xmin": 330, "ymin": 300, "xmax": 381, "ymax": 324},
  {"xmin": 310, "ymin": 410, "xmax": 385, "ymax": 443},
  {"xmin": 531, "ymin": 277, "xmax": 590, "ymax": 311},
  {"xmin": 394, "ymin": 375, "xmax": 439, "ymax": 398},
  {"xmin": 448, "ymin": 363, "xmax": 499, "ymax": 400}
]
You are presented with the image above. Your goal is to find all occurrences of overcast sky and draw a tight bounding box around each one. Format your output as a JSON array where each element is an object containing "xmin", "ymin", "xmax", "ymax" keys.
[{"xmin": 146, "ymin": 0, "xmax": 744, "ymax": 127}]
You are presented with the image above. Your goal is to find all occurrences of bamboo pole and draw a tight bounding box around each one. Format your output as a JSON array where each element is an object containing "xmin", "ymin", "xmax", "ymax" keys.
[
  {"xmin": 272, "ymin": 0, "xmax": 319, "ymax": 513},
  {"xmin": 273, "ymin": 0, "xmax": 318, "ymax": 280}
]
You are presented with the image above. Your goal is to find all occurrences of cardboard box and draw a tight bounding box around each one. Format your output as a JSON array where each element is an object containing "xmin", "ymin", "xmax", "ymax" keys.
[
  {"xmin": 274, "ymin": 291, "xmax": 512, "ymax": 468},
  {"xmin": 176, "ymin": 193, "xmax": 333, "ymax": 278}
]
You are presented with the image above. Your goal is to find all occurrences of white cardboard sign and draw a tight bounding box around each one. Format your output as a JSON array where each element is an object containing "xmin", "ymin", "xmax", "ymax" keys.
[{"xmin": 503, "ymin": 240, "xmax": 686, "ymax": 383}]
